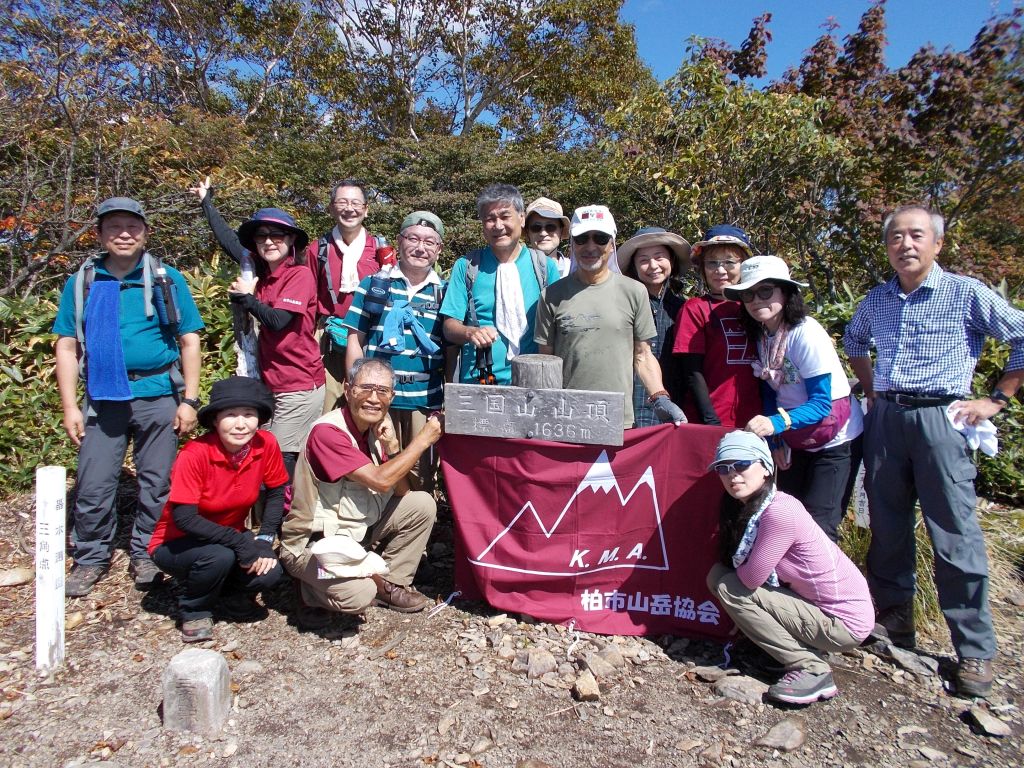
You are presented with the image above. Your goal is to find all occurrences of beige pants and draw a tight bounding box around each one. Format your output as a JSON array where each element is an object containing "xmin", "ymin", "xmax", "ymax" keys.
[
  {"xmin": 281, "ymin": 491, "xmax": 436, "ymax": 614},
  {"xmin": 707, "ymin": 562, "xmax": 859, "ymax": 674},
  {"xmin": 391, "ymin": 409, "xmax": 439, "ymax": 493},
  {"xmin": 321, "ymin": 342, "xmax": 347, "ymax": 414}
]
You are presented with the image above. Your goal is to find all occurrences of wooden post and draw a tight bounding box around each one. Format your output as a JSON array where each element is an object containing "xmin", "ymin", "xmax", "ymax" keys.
[
  {"xmin": 511, "ymin": 354, "xmax": 563, "ymax": 390},
  {"xmin": 35, "ymin": 465, "xmax": 66, "ymax": 672}
]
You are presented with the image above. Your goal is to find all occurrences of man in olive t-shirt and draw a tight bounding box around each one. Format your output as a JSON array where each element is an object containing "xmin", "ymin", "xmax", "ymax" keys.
[{"xmin": 535, "ymin": 205, "xmax": 686, "ymax": 429}]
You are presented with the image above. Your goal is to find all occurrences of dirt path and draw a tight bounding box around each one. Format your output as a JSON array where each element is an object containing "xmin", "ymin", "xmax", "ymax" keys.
[{"xmin": 0, "ymin": 495, "xmax": 1021, "ymax": 768}]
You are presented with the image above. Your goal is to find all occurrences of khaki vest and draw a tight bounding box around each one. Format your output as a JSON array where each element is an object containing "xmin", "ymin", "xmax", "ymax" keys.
[{"xmin": 280, "ymin": 409, "xmax": 392, "ymax": 558}]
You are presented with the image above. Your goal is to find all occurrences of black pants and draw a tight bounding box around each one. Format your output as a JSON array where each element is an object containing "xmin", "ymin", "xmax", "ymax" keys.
[
  {"xmin": 153, "ymin": 537, "xmax": 283, "ymax": 621},
  {"xmin": 778, "ymin": 440, "xmax": 852, "ymax": 543}
]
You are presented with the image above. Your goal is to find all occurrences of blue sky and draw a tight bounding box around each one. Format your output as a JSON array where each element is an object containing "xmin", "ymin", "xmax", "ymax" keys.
[{"xmin": 621, "ymin": 0, "xmax": 1019, "ymax": 82}]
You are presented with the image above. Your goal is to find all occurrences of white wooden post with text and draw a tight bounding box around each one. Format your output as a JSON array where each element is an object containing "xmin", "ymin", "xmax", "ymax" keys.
[{"xmin": 35, "ymin": 465, "xmax": 66, "ymax": 672}]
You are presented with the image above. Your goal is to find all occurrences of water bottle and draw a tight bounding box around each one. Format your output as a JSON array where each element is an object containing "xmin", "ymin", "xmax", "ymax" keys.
[
  {"xmin": 152, "ymin": 267, "xmax": 180, "ymax": 327},
  {"xmin": 240, "ymin": 250, "xmax": 256, "ymax": 282},
  {"xmin": 363, "ymin": 269, "xmax": 390, "ymax": 317},
  {"xmin": 376, "ymin": 236, "xmax": 397, "ymax": 268}
]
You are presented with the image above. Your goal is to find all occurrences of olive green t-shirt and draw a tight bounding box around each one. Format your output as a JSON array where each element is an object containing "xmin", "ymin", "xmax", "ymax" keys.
[{"xmin": 535, "ymin": 272, "xmax": 656, "ymax": 428}]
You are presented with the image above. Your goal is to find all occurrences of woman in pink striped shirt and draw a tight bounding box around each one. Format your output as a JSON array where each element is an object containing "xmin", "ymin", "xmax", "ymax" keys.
[{"xmin": 706, "ymin": 430, "xmax": 874, "ymax": 705}]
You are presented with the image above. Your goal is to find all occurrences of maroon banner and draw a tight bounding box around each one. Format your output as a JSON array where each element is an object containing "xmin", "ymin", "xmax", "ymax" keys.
[{"xmin": 439, "ymin": 423, "xmax": 733, "ymax": 640}]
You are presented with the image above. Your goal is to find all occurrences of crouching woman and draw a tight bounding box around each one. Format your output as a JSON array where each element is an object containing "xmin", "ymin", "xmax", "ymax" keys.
[
  {"xmin": 149, "ymin": 376, "xmax": 288, "ymax": 642},
  {"xmin": 706, "ymin": 431, "xmax": 874, "ymax": 705}
]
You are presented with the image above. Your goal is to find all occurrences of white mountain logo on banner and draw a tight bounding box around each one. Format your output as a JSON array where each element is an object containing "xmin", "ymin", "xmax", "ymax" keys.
[{"xmin": 470, "ymin": 450, "xmax": 670, "ymax": 577}]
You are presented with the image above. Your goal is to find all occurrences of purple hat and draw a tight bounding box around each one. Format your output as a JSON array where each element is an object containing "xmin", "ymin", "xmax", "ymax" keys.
[{"xmin": 237, "ymin": 208, "xmax": 309, "ymax": 252}]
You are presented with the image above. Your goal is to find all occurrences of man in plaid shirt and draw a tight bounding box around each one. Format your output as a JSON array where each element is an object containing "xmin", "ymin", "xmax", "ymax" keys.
[{"xmin": 844, "ymin": 205, "xmax": 1024, "ymax": 698}]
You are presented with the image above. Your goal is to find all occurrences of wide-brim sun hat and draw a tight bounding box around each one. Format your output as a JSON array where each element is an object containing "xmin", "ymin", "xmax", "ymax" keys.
[
  {"xmin": 198, "ymin": 376, "xmax": 275, "ymax": 429},
  {"xmin": 616, "ymin": 226, "xmax": 692, "ymax": 276},
  {"xmin": 570, "ymin": 204, "xmax": 617, "ymax": 238},
  {"xmin": 525, "ymin": 196, "xmax": 570, "ymax": 239},
  {"xmin": 311, "ymin": 535, "xmax": 391, "ymax": 578},
  {"xmin": 707, "ymin": 430, "xmax": 775, "ymax": 474},
  {"xmin": 722, "ymin": 255, "xmax": 809, "ymax": 299},
  {"xmin": 690, "ymin": 224, "xmax": 754, "ymax": 264},
  {"xmin": 237, "ymin": 207, "xmax": 310, "ymax": 252}
]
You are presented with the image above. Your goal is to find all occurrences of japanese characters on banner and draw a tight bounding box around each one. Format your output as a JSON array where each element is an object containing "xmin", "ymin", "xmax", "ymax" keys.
[{"xmin": 440, "ymin": 423, "xmax": 732, "ymax": 640}]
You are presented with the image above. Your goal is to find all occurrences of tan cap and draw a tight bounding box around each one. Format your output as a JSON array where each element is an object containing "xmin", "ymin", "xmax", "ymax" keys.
[{"xmin": 525, "ymin": 197, "xmax": 570, "ymax": 239}]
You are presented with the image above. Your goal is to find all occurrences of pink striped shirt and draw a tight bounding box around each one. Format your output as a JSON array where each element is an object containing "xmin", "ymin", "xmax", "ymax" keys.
[{"xmin": 736, "ymin": 491, "xmax": 874, "ymax": 640}]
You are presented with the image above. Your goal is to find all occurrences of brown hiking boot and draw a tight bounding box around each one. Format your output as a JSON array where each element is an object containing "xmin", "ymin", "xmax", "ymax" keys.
[
  {"xmin": 874, "ymin": 602, "xmax": 916, "ymax": 649},
  {"xmin": 66, "ymin": 564, "xmax": 109, "ymax": 598},
  {"xmin": 373, "ymin": 577, "xmax": 431, "ymax": 613},
  {"xmin": 956, "ymin": 658, "xmax": 994, "ymax": 698}
]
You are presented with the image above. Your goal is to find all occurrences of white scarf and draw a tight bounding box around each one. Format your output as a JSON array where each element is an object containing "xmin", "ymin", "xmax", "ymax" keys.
[
  {"xmin": 495, "ymin": 258, "xmax": 528, "ymax": 362},
  {"xmin": 334, "ymin": 226, "xmax": 366, "ymax": 293},
  {"xmin": 732, "ymin": 488, "xmax": 780, "ymax": 588}
]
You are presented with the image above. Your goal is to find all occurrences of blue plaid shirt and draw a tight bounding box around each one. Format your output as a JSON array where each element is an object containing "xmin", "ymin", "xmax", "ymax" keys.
[{"xmin": 844, "ymin": 264, "xmax": 1024, "ymax": 396}]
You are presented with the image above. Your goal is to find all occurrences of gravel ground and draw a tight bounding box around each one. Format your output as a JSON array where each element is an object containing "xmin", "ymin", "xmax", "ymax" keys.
[{"xmin": 0, "ymin": 488, "xmax": 1022, "ymax": 768}]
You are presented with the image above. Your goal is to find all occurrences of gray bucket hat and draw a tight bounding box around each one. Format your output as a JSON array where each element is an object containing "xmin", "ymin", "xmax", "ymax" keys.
[{"xmin": 707, "ymin": 430, "xmax": 775, "ymax": 474}]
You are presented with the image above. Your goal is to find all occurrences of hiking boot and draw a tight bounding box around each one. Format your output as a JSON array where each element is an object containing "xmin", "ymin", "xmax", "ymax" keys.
[
  {"xmin": 767, "ymin": 668, "xmax": 838, "ymax": 705},
  {"xmin": 217, "ymin": 591, "xmax": 268, "ymax": 621},
  {"xmin": 180, "ymin": 617, "xmax": 214, "ymax": 643},
  {"xmin": 874, "ymin": 602, "xmax": 916, "ymax": 649},
  {"xmin": 373, "ymin": 577, "xmax": 431, "ymax": 613},
  {"xmin": 65, "ymin": 564, "xmax": 109, "ymax": 598},
  {"xmin": 130, "ymin": 558, "xmax": 163, "ymax": 590},
  {"xmin": 956, "ymin": 658, "xmax": 994, "ymax": 698}
]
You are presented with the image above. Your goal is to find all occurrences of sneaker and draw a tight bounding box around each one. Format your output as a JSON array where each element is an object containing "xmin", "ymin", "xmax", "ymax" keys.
[
  {"xmin": 373, "ymin": 577, "xmax": 431, "ymax": 613},
  {"xmin": 65, "ymin": 564, "xmax": 109, "ymax": 597},
  {"xmin": 767, "ymin": 668, "xmax": 838, "ymax": 705},
  {"xmin": 180, "ymin": 617, "xmax": 214, "ymax": 643},
  {"xmin": 217, "ymin": 591, "xmax": 268, "ymax": 621},
  {"xmin": 956, "ymin": 658, "xmax": 994, "ymax": 698},
  {"xmin": 130, "ymin": 558, "xmax": 163, "ymax": 590},
  {"xmin": 874, "ymin": 602, "xmax": 916, "ymax": 649}
]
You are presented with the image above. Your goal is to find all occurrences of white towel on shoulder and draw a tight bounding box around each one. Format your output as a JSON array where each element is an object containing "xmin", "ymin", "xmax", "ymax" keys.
[{"xmin": 495, "ymin": 260, "xmax": 527, "ymax": 361}]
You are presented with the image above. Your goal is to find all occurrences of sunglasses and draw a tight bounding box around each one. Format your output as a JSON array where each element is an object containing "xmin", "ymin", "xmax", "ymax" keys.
[
  {"xmin": 713, "ymin": 460, "xmax": 758, "ymax": 475},
  {"xmin": 253, "ymin": 230, "xmax": 290, "ymax": 243},
  {"xmin": 738, "ymin": 284, "xmax": 779, "ymax": 303},
  {"xmin": 530, "ymin": 222, "xmax": 561, "ymax": 234},
  {"xmin": 572, "ymin": 232, "xmax": 613, "ymax": 247}
]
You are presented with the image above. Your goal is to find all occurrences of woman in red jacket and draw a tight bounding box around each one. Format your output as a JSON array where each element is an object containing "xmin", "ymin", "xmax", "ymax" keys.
[{"xmin": 150, "ymin": 377, "xmax": 288, "ymax": 643}]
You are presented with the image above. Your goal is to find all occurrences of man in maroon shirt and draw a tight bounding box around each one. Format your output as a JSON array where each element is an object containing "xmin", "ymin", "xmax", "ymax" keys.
[
  {"xmin": 279, "ymin": 358, "xmax": 443, "ymax": 621},
  {"xmin": 308, "ymin": 180, "xmax": 385, "ymax": 411}
]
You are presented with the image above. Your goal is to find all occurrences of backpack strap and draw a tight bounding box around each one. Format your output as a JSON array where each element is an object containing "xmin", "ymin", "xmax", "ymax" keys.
[
  {"xmin": 317, "ymin": 233, "xmax": 333, "ymax": 311},
  {"xmin": 73, "ymin": 256, "xmax": 96, "ymax": 346},
  {"xmin": 526, "ymin": 246, "xmax": 549, "ymax": 292},
  {"xmin": 462, "ymin": 248, "xmax": 484, "ymax": 328}
]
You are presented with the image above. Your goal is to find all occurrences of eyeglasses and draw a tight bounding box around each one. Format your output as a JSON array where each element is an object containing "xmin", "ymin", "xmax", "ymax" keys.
[
  {"xmin": 350, "ymin": 383, "xmax": 394, "ymax": 399},
  {"xmin": 572, "ymin": 232, "xmax": 612, "ymax": 247},
  {"xmin": 400, "ymin": 232, "xmax": 442, "ymax": 250},
  {"xmin": 738, "ymin": 284, "xmax": 779, "ymax": 303},
  {"xmin": 530, "ymin": 222, "xmax": 560, "ymax": 234},
  {"xmin": 253, "ymin": 230, "xmax": 290, "ymax": 243},
  {"xmin": 713, "ymin": 460, "xmax": 757, "ymax": 475},
  {"xmin": 332, "ymin": 198, "xmax": 366, "ymax": 210},
  {"xmin": 705, "ymin": 259, "xmax": 741, "ymax": 271}
]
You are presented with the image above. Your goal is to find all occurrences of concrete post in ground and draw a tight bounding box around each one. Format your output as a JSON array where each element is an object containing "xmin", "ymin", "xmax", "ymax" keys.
[
  {"xmin": 162, "ymin": 649, "xmax": 232, "ymax": 735},
  {"xmin": 35, "ymin": 465, "xmax": 66, "ymax": 672}
]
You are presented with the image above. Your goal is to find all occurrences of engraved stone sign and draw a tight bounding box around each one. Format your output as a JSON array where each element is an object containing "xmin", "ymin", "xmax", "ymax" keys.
[{"xmin": 444, "ymin": 383, "xmax": 624, "ymax": 446}]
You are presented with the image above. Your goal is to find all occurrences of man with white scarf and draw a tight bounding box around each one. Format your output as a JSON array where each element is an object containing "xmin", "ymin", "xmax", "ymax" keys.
[
  {"xmin": 440, "ymin": 184, "xmax": 560, "ymax": 385},
  {"xmin": 535, "ymin": 205, "xmax": 686, "ymax": 429}
]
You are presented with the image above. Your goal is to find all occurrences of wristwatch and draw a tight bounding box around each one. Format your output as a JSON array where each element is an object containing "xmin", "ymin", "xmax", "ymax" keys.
[
  {"xmin": 181, "ymin": 397, "xmax": 202, "ymax": 410},
  {"xmin": 988, "ymin": 388, "xmax": 1011, "ymax": 406}
]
